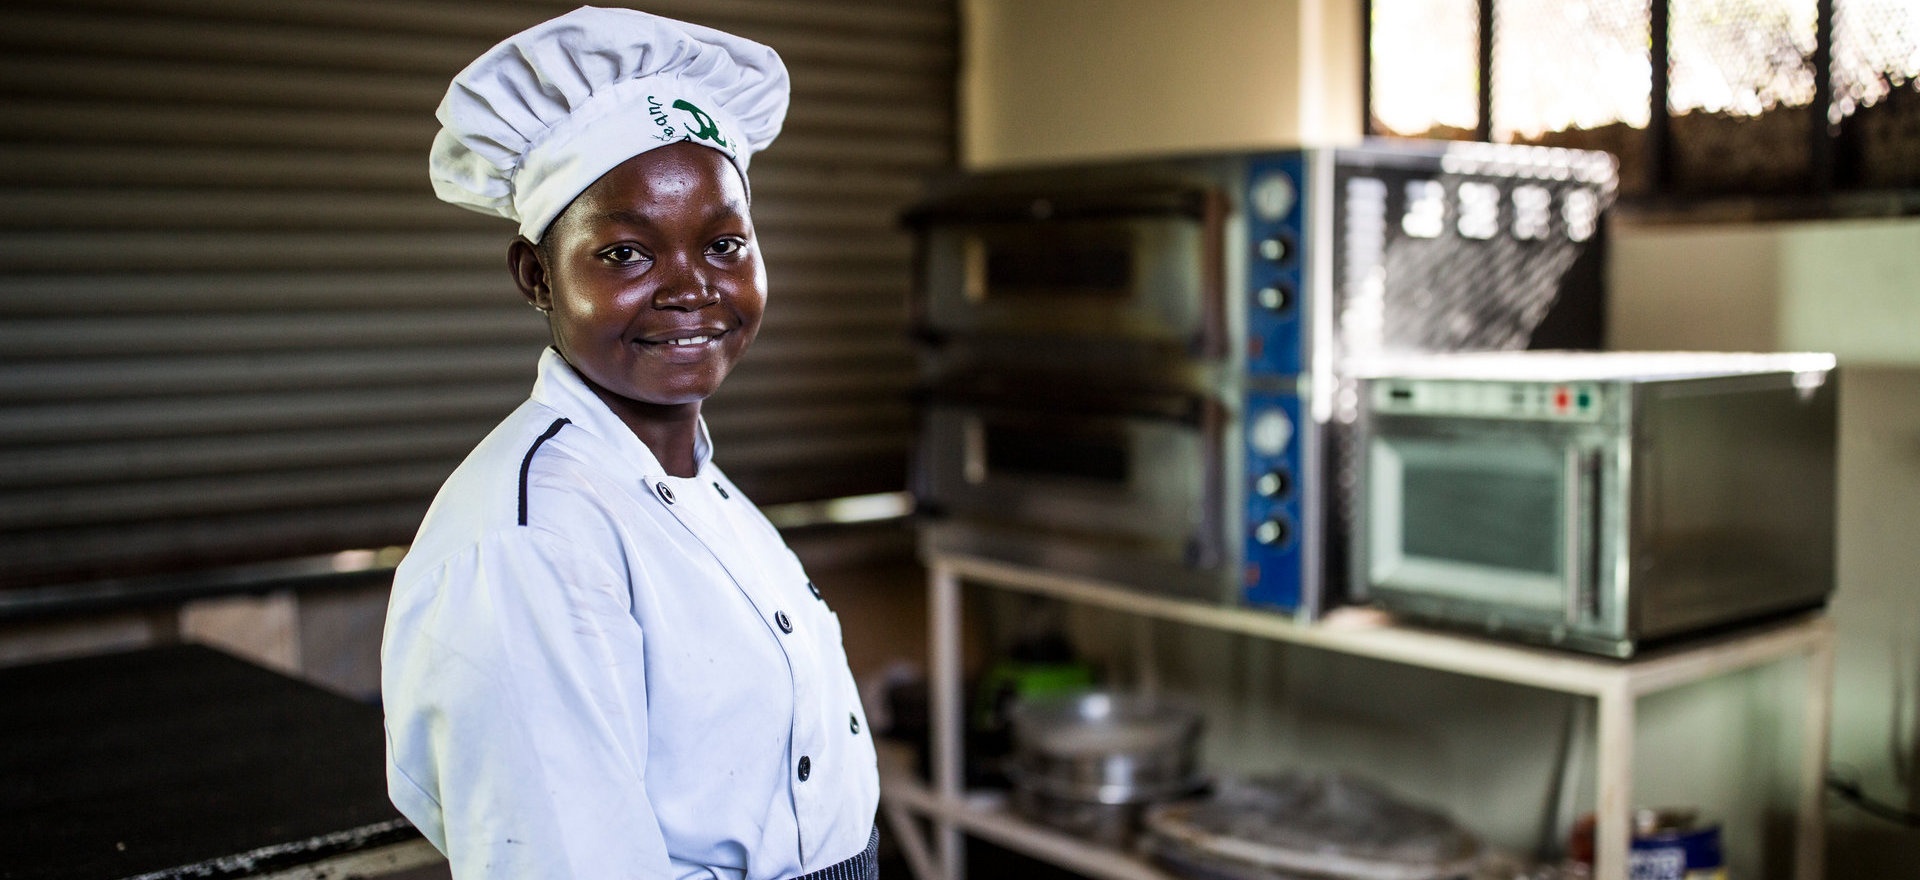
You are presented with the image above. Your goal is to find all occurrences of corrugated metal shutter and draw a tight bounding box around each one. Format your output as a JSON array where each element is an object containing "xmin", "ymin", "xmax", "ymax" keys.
[{"xmin": 0, "ymin": 0, "xmax": 952, "ymax": 588}]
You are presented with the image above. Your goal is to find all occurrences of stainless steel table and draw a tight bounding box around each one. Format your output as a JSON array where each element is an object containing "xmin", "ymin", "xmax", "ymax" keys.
[{"xmin": 0, "ymin": 644, "xmax": 440, "ymax": 880}]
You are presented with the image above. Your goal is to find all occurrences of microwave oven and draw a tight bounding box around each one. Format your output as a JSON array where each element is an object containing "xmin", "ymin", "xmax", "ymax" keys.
[
  {"xmin": 1355, "ymin": 352, "xmax": 1838, "ymax": 656},
  {"xmin": 908, "ymin": 142, "xmax": 1617, "ymax": 617}
]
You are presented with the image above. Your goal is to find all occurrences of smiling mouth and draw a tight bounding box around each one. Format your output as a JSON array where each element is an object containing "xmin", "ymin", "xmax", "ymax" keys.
[{"xmin": 636, "ymin": 328, "xmax": 729, "ymax": 356}]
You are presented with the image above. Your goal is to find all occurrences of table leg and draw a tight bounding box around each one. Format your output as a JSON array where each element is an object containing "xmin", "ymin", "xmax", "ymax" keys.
[
  {"xmin": 883, "ymin": 799, "xmax": 943, "ymax": 880},
  {"xmin": 1795, "ymin": 628, "xmax": 1834, "ymax": 880},
  {"xmin": 1132, "ymin": 616, "xmax": 1159, "ymax": 698},
  {"xmin": 1594, "ymin": 683, "xmax": 1635, "ymax": 880},
  {"xmin": 931, "ymin": 563, "xmax": 966, "ymax": 880}
]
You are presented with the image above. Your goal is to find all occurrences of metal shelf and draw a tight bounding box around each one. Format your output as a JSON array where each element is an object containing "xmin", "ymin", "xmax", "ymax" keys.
[
  {"xmin": 877, "ymin": 741, "xmax": 1172, "ymax": 880},
  {"xmin": 933, "ymin": 554, "xmax": 1832, "ymax": 697},
  {"xmin": 884, "ymin": 553, "xmax": 1835, "ymax": 880}
]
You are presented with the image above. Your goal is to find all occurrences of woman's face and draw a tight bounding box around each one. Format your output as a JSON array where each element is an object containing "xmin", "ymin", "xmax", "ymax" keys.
[{"xmin": 516, "ymin": 141, "xmax": 766, "ymax": 412}]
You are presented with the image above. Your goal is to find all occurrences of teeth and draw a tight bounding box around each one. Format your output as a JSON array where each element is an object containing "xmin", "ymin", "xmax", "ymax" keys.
[{"xmin": 666, "ymin": 335, "xmax": 712, "ymax": 347}]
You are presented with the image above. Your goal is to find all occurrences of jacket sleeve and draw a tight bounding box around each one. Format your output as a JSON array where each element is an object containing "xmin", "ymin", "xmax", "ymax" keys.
[{"xmin": 382, "ymin": 525, "xmax": 668, "ymax": 879}]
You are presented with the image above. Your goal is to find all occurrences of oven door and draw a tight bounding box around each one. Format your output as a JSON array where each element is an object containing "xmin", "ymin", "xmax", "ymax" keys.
[
  {"xmin": 1361, "ymin": 420, "xmax": 1604, "ymax": 634},
  {"xmin": 910, "ymin": 186, "xmax": 1226, "ymax": 355},
  {"xmin": 916, "ymin": 385, "xmax": 1231, "ymax": 601}
]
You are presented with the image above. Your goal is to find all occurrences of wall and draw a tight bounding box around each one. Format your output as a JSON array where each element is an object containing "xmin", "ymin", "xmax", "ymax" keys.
[
  {"xmin": 960, "ymin": 0, "xmax": 1363, "ymax": 168},
  {"xmin": 965, "ymin": 3, "xmax": 1920, "ymax": 876},
  {"xmin": 1611, "ymin": 217, "xmax": 1920, "ymax": 362}
]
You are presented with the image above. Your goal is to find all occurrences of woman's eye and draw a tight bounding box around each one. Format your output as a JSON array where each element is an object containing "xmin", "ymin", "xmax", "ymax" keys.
[
  {"xmin": 600, "ymin": 245, "xmax": 647, "ymax": 264},
  {"xmin": 709, "ymin": 238, "xmax": 747, "ymax": 257}
]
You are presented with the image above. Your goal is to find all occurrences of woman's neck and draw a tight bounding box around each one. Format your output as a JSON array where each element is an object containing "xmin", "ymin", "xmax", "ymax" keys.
[
  {"xmin": 619, "ymin": 407, "xmax": 703, "ymax": 477},
  {"xmin": 575, "ymin": 372, "xmax": 704, "ymax": 478}
]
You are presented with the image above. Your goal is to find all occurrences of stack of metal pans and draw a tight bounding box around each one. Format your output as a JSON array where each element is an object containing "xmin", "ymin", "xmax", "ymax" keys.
[{"xmin": 1006, "ymin": 690, "xmax": 1205, "ymax": 846}]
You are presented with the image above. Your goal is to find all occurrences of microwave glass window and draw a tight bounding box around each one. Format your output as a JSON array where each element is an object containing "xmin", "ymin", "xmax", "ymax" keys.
[
  {"xmin": 966, "ymin": 224, "xmax": 1135, "ymax": 300},
  {"xmin": 1401, "ymin": 464, "xmax": 1560, "ymax": 574},
  {"xmin": 983, "ymin": 421, "xmax": 1130, "ymax": 483},
  {"xmin": 1369, "ymin": 437, "xmax": 1570, "ymax": 609}
]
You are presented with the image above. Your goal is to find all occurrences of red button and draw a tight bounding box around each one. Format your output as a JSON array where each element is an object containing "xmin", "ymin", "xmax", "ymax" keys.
[{"xmin": 1553, "ymin": 387, "xmax": 1570, "ymax": 411}]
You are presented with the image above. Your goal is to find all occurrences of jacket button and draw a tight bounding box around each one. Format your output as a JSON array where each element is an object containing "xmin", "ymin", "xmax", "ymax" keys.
[
  {"xmin": 775, "ymin": 611, "xmax": 793, "ymax": 633},
  {"xmin": 712, "ymin": 481, "xmax": 729, "ymax": 499},
  {"xmin": 850, "ymin": 713, "xmax": 860, "ymax": 735},
  {"xmin": 807, "ymin": 580, "xmax": 822, "ymax": 600},
  {"xmin": 655, "ymin": 482, "xmax": 675, "ymax": 504},
  {"xmin": 797, "ymin": 755, "xmax": 811, "ymax": 781}
]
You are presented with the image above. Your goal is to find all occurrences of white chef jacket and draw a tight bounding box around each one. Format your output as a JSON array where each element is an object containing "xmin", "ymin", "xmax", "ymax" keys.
[{"xmin": 381, "ymin": 348, "xmax": 879, "ymax": 880}]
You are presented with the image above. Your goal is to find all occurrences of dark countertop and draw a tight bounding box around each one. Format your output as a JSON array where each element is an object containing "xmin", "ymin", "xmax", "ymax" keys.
[{"xmin": 0, "ymin": 644, "xmax": 421, "ymax": 879}]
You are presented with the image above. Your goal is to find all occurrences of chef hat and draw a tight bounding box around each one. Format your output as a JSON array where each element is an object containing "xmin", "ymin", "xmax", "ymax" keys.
[{"xmin": 429, "ymin": 6, "xmax": 790, "ymax": 242}]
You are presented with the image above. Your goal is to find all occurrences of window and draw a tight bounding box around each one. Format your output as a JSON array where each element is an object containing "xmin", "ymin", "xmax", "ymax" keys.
[{"xmin": 1367, "ymin": 0, "xmax": 1920, "ymax": 202}]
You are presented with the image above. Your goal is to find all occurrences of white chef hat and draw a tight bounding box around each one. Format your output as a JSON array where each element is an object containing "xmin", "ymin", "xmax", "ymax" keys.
[{"xmin": 429, "ymin": 6, "xmax": 790, "ymax": 242}]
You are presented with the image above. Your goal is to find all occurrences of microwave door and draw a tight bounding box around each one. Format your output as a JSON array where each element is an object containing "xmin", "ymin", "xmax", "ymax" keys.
[{"xmin": 1368, "ymin": 435, "xmax": 1577, "ymax": 617}]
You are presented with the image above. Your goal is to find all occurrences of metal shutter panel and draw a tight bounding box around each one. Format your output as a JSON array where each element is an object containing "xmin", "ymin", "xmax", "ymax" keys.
[{"xmin": 0, "ymin": 0, "xmax": 953, "ymax": 588}]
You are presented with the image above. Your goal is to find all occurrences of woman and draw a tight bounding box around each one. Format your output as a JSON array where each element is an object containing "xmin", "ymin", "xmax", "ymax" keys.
[{"xmin": 381, "ymin": 8, "xmax": 880, "ymax": 879}]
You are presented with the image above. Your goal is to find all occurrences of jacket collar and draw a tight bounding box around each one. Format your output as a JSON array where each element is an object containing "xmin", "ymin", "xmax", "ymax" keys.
[{"xmin": 528, "ymin": 347, "xmax": 713, "ymax": 478}]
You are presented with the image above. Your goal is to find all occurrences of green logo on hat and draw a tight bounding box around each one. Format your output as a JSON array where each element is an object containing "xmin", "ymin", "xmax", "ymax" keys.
[{"xmin": 672, "ymin": 99, "xmax": 730, "ymax": 149}]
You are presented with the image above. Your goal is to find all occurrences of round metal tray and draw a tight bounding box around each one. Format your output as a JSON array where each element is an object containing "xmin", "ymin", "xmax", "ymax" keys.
[{"xmin": 1142, "ymin": 775, "xmax": 1481, "ymax": 880}]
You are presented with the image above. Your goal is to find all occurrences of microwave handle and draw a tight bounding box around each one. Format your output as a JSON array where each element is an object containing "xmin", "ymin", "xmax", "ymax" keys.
[{"xmin": 1563, "ymin": 448, "xmax": 1600, "ymax": 625}]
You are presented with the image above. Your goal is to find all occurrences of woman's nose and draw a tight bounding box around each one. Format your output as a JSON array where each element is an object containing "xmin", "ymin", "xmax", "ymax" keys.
[{"xmin": 650, "ymin": 256, "xmax": 720, "ymax": 310}]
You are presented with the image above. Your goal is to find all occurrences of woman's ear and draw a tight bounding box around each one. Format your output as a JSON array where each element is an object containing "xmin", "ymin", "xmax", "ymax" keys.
[{"xmin": 507, "ymin": 237, "xmax": 552, "ymax": 312}]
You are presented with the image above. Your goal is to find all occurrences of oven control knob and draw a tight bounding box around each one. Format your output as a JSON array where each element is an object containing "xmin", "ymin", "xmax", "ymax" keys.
[
  {"xmin": 1257, "ymin": 284, "xmax": 1293, "ymax": 313},
  {"xmin": 1254, "ymin": 516, "xmax": 1293, "ymax": 547},
  {"xmin": 1250, "ymin": 172, "xmax": 1297, "ymax": 221},
  {"xmin": 1257, "ymin": 235, "xmax": 1293, "ymax": 264},
  {"xmin": 1249, "ymin": 409, "xmax": 1293, "ymax": 455},
  {"xmin": 1255, "ymin": 469, "xmax": 1291, "ymax": 498}
]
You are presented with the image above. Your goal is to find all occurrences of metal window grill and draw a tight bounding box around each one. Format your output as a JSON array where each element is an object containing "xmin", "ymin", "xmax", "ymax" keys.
[
  {"xmin": 1493, "ymin": 0, "xmax": 1653, "ymax": 193},
  {"xmin": 1668, "ymin": 0, "xmax": 1819, "ymax": 193},
  {"xmin": 1493, "ymin": 1, "xmax": 1656, "ymax": 137},
  {"xmin": 1834, "ymin": 0, "xmax": 1920, "ymax": 188},
  {"xmin": 1366, "ymin": 0, "xmax": 1920, "ymax": 198}
]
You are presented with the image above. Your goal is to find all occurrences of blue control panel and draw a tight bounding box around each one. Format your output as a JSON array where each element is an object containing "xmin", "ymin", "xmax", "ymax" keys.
[
  {"xmin": 1241, "ymin": 388, "xmax": 1305, "ymax": 610},
  {"xmin": 1243, "ymin": 153, "xmax": 1306, "ymax": 378},
  {"xmin": 1241, "ymin": 152, "xmax": 1308, "ymax": 611}
]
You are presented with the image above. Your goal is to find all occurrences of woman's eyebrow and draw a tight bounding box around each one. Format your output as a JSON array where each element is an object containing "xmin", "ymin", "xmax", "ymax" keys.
[
  {"xmin": 597, "ymin": 208, "xmax": 655, "ymax": 227},
  {"xmin": 695, "ymin": 197, "xmax": 751, "ymax": 225}
]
